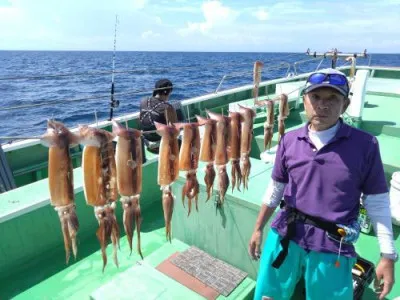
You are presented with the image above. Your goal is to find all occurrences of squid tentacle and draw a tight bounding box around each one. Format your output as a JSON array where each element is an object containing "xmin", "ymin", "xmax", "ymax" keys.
[
  {"xmin": 231, "ymin": 159, "xmax": 242, "ymax": 193},
  {"xmin": 162, "ymin": 185, "xmax": 174, "ymax": 243},
  {"xmin": 241, "ymin": 153, "xmax": 251, "ymax": 190},
  {"xmin": 95, "ymin": 209, "xmax": 112, "ymax": 273},
  {"xmin": 67, "ymin": 208, "xmax": 79, "ymax": 261},
  {"xmin": 217, "ymin": 165, "xmax": 229, "ymax": 204},
  {"xmin": 183, "ymin": 170, "xmax": 200, "ymax": 216},
  {"xmin": 204, "ymin": 163, "xmax": 216, "ymax": 202},
  {"xmin": 278, "ymin": 117, "xmax": 285, "ymax": 142},
  {"xmin": 121, "ymin": 197, "xmax": 134, "ymax": 255},
  {"xmin": 110, "ymin": 205, "xmax": 120, "ymax": 268},
  {"xmin": 133, "ymin": 198, "xmax": 143, "ymax": 259},
  {"xmin": 61, "ymin": 216, "xmax": 71, "ymax": 265},
  {"xmin": 95, "ymin": 203, "xmax": 119, "ymax": 272},
  {"xmin": 264, "ymin": 125, "xmax": 274, "ymax": 151},
  {"xmin": 55, "ymin": 204, "xmax": 79, "ymax": 264}
]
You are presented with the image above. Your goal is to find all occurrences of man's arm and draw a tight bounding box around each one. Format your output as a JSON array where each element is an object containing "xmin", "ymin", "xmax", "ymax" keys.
[
  {"xmin": 360, "ymin": 137, "xmax": 397, "ymax": 299},
  {"xmin": 249, "ymin": 136, "xmax": 288, "ymax": 260},
  {"xmin": 363, "ymin": 193, "xmax": 397, "ymax": 300},
  {"xmin": 248, "ymin": 179, "xmax": 286, "ymax": 260},
  {"xmin": 248, "ymin": 204, "xmax": 277, "ymax": 261},
  {"xmin": 254, "ymin": 179, "xmax": 286, "ymax": 231},
  {"xmin": 362, "ymin": 193, "xmax": 396, "ymax": 256}
]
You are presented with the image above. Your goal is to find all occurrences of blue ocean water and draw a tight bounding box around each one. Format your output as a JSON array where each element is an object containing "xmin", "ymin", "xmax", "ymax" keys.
[{"xmin": 0, "ymin": 51, "xmax": 399, "ymax": 141}]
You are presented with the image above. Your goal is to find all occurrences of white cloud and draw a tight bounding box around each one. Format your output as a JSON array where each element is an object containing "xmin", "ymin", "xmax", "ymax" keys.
[
  {"xmin": 141, "ymin": 30, "xmax": 160, "ymax": 39},
  {"xmin": 253, "ymin": 8, "xmax": 269, "ymax": 21},
  {"xmin": 0, "ymin": 5, "xmax": 23, "ymax": 20},
  {"xmin": 154, "ymin": 16, "xmax": 162, "ymax": 24},
  {"xmin": 178, "ymin": 1, "xmax": 239, "ymax": 36},
  {"xmin": 269, "ymin": 1, "xmax": 325, "ymax": 15},
  {"xmin": 1, "ymin": 0, "xmax": 400, "ymax": 52},
  {"xmin": 132, "ymin": 0, "xmax": 148, "ymax": 10},
  {"xmin": 164, "ymin": 6, "xmax": 198, "ymax": 13}
]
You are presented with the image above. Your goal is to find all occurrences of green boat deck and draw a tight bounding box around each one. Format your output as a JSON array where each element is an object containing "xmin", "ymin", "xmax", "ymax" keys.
[
  {"xmin": 1, "ymin": 157, "xmax": 399, "ymax": 299},
  {"xmin": 1, "ymin": 67, "xmax": 400, "ymax": 299}
]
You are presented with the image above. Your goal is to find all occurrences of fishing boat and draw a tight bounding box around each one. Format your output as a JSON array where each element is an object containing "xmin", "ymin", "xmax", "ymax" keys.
[{"xmin": 0, "ymin": 50, "xmax": 399, "ymax": 300}]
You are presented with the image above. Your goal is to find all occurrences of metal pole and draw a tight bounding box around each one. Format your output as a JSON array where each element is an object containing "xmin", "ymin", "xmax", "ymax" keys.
[
  {"xmin": 108, "ymin": 15, "xmax": 119, "ymax": 121},
  {"xmin": 331, "ymin": 48, "xmax": 338, "ymax": 69}
]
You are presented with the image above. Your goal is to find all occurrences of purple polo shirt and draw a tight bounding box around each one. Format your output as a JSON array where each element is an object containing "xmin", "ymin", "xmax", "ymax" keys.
[{"xmin": 271, "ymin": 118, "xmax": 388, "ymax": 257}]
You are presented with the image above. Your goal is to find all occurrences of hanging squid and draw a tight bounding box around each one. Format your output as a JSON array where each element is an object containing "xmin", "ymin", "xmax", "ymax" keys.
[
  {"xmin": 206, "ymin": 110, "xmax": 230, "ymax": 205},
  {"xmin": 112, "ymin": 120, "xmax": 143, "ymax": 259},
  {"xmin": 175, "ymin": 122, "xmax": 200, "ymax": 217},
  {"xmin": 79, "ymin": 125, "xmax": 120, "ymax": 272},
  {"xmin": 155, "ymin": 122, "xmax": 180, "ymax": 243},
  {"xmin": 278, "ymin": 94, "xmax": 289, "ymax": 142},
  {"xmin": 196, "ymin": 115, "xmax": 217, "ymax": 202},
  {"xmin": 228, "ymin": 111, "xmax": 242, "ymax": 192},
  {"xmin": 253, "ymin": 60, "xmax": 264, "ymax": 104},
  {"xmin": 238, "ymin": 105, "xmax": 256, "ymax": 190},
  {"xmin": 264, "ymin": 100, "xmax": 275, "ymax": 151},
  {"xmin": 41, "ymin": 120, "xmax": 80, "ymax": 265}
]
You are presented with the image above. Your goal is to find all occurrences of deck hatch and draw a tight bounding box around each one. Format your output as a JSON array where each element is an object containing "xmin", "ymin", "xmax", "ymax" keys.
[{"xmin": 170, "ymin": 246, "xmax": 248, "ymax": 297}]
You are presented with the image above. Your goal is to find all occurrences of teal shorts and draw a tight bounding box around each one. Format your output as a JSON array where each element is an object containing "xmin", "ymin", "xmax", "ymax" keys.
[{"xmin": 254, "ymin": 228, "xmax": 356, "ymax": 300}]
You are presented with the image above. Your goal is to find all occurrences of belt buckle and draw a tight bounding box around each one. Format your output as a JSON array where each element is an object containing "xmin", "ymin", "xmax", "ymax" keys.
[{"xmin": 296, "ymin": 212, "xmax": 307, "ymax": 223}]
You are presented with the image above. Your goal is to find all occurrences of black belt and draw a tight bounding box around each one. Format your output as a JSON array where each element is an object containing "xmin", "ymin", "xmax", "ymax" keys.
[{"xmin": 272, "ymin": 201, "xmax": 342, "ymax": 269}]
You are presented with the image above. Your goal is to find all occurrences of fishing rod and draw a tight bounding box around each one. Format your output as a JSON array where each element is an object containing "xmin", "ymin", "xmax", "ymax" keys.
[{"xmin": 108, "ymin": 15, "xmax": 120, "ymax": 121}]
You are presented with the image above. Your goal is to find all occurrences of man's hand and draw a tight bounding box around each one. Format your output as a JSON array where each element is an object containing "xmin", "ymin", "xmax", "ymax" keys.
[
  {"xmin": 248, "ymin": 229, "xmax": 263, "ymax": 260},
  {"xmin": 374, "ymin": 257, "xmax": 395, "ymax": 300}
]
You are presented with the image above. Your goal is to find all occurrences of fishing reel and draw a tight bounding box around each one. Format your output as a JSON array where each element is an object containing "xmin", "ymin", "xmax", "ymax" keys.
[{"xmin": 110, "ymin": 98, "xmax": 120, "ymax": 109}]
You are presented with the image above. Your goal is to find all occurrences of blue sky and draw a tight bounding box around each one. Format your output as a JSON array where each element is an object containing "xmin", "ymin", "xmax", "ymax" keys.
[{"xmin": 1, "ymin": 0, "xmax": 399, "ymax": 52}]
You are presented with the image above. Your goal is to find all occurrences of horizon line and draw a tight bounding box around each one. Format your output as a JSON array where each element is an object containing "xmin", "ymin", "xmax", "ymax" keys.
[{"xmin": 1, "ymin": 49, "xmax": 399, "ymax": 55}]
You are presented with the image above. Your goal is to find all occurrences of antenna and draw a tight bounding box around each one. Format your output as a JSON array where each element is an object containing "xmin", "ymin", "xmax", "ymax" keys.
[{"xmin": 108, "ymin": 15, "xmax": 120, "ymax": 121}]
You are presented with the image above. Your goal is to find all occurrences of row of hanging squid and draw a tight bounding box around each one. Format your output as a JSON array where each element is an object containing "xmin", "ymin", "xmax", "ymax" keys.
[
  {"xmin": 252, "ymin": 60, "xmax": 290, "ymax": 151},
  {"xmin": 42, "ymin": 120, "xmax": 145, "ymax": 272},
  {"xmin": 153, "ymin": 103, "xmax": 257, "ymax": 240},
  {"xmin": 40, "ymin": 61, "xmax": 290, "ymax": 272},
  {"xmin": 40, "ymin": 106, "xmax": 259, "ymax": 271},
  {"xmin": 256, "ymin": 94, "xmax": 290, "ymax": 151}
]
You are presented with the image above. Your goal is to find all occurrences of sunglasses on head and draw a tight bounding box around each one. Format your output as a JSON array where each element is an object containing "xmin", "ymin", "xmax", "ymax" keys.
[{"xmin": 307, "ymin": 72, "xmax": 349, "ymax": 87}]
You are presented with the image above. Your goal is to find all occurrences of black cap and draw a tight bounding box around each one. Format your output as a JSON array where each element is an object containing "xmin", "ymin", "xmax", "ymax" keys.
[{"xmin": 153, "ymin": 78, "xmax": 173, "ymax": 96}]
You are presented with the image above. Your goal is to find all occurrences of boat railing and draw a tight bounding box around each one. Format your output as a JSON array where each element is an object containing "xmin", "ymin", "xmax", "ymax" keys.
[
  {"xmin": 0, "ymin": 49, "xmax": 389, "ymax": 154},
  {"xmin": 1, "ymin": 61, "xmax": 358, "ymax": 153},
  {"xmin": 1, "ymin": 69, "xmax": 307, "ymax": 152}
]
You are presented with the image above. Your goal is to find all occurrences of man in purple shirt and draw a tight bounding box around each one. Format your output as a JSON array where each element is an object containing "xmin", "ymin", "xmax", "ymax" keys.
[{"xmin": 248, "ymin": 69, "xmax": 397, "ymax": 300}]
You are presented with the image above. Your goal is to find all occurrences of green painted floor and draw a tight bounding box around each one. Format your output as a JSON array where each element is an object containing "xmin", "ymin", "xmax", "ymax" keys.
[
  {"xmin": 362, "ymin": 93, "xmax": 400, "ymax": 137},
  {"xmin": 360, "ymin": 93, "xmax": 400, "ymax": 182},
  {"xmin": 2, "ymin": 200, "xmax": 255, "ymax": 300},
  {"xmin": 1, "ymin": 201, "xmax": 166, "ymax": 299},
  {"xmin": 90, "ymin": 239, "xmax": 255, "ymax": 300}
]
